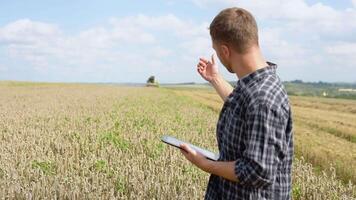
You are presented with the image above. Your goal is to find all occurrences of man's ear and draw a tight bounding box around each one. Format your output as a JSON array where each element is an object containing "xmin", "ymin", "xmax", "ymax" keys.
[{"xmin": 221, "ymin": 44, "xmax": 230, "ymax": 59}]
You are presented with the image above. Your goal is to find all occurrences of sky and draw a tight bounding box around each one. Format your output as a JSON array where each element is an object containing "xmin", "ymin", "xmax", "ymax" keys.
[{"xmin": 0, "ymin": 0, "xmax": 356, "ymax": 83}]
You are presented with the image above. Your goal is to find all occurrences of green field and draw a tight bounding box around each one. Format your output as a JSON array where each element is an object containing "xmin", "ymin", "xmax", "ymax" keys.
[
  {"xmin": 284, "ymin": 81, "xmax": 356, "ymax": 100},
  {"xmin": 0, "ymin": 83, "xmax": 355, "ymax": 199}
]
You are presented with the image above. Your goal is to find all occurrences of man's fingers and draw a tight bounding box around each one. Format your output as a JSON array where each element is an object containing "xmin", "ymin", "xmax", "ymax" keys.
[
  {"xmin": 199, "ymin": 57, "xmax": 209, "ymax": 64},
  {"xmin": 200, "ymin": 56, "xmax": 215, "ymax": 66},
  {"xmin": 198, "ymin": 61, "xmax": 207, "ymax": 67},
  {"xmin": 197, "ymin": 63, "xmax": 206, "ymax": 71},
  {"xmin": 211, "ymin": 54, "xmax": 216, "ymax": 65},
  {"xmin": 197, "ymin": 62, "xmax": 205, "ymax": 67},
  {"xmin": 180, "ymin": 143, "xmax": 189, "ymax": 152},
  {"xmin": 198, "ymin": 65, "xmax": 205, "ymax": 71},
  {"xmin": 197, "ymin": 63, "xmax": 204, "ymax": 70},
  {"xmin": 180, "ymin": 143, "xmax": 196, "ymax": 155},
  {"xmin": 180, "ymin": 148, "xmax": 188, "ymax": 155}
]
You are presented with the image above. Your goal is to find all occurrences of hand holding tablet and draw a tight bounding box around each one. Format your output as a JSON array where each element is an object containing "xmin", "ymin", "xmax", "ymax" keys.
[{"xmin": 161, "ymin": 135, "xmax": 219, "ymax": 161}]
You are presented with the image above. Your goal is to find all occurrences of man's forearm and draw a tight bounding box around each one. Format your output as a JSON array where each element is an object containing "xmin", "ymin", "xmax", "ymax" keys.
[
  {"xmin": 210, "ymin": 74, "xmax": 234, "ymax": 102},
  {"xmin": 202, "ymin": 160, "xmax": 238, "ymax": 182}
]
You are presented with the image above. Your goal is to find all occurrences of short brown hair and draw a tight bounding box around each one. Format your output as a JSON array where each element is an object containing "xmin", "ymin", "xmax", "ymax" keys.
[{"xmin": 210, "ymin": 7, "xmax": 259, "ymax": 53}]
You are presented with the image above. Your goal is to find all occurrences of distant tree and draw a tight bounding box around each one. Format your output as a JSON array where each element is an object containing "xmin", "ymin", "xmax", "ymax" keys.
[
  {"xmin": 146, "ymin": 76, "xmax": 159, "ymax": 87},
  {"xmin": 147, "ymin": 76, "xmax": 155, "ymax": 84},
  {"xmin": 291, "ymin": 79, "xmax": 303, "ymax": 84}
]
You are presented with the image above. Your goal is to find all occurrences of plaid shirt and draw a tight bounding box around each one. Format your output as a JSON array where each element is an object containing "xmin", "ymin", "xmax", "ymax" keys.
[{"xmin": 205, "ymin": 62, "xmax": 293, "ymax": 200}]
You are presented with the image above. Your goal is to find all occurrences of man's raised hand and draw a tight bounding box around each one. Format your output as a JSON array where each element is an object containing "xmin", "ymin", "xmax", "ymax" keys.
[{"xmin": 197, "ymin": 54, "xmax": 219, "ymax": 82}]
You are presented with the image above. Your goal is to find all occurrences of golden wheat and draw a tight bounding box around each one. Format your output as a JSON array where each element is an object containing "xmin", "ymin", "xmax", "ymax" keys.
[{"xmin": 0, "ymin": 83, "xmax": 354, "ymax": 199}]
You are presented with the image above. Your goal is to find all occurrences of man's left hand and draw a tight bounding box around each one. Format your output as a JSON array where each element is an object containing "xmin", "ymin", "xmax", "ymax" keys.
[{"xmin": 180, "ymin": 143, "xmax": 211, "ymax": 172}]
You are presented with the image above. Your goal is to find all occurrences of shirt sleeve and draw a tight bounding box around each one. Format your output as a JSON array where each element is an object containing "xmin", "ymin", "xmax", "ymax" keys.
[{"xmin": 234, "ymin": 103, "xmax": 288, "ymax": 188}]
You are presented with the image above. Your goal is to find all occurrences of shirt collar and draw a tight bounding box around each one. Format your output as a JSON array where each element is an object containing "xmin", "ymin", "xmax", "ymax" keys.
[
  {"xmin": 224, "ymin": 62, "xmax": 278, "ymax": 104},
  {"xmin": 237, "ymin": 61, "xmax": 277, "ymax": 88}
]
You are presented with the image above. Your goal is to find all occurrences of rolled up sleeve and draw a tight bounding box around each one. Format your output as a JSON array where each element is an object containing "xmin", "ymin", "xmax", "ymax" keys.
[{"xmin": 234, "ymin": 103, "xmax": 287, "ymax": 188}]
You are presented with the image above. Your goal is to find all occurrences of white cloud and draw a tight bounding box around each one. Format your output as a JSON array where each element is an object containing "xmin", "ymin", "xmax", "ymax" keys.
[
  {"xmin": 353, "ymin": 0, "xmax": 356, "ymax": 7},
  {"xmin": 180, "ymin": 36, "xmax": 212, "ymax": 58},
  {"xmin": 187, "ymin": 0, "xmax": 356, "ymax": 81},
  {"xmin": 190, "ymin": 0, "xmax": 356, "ymax": 35},
  {"xmin": 260, "ymin": 28, "xmax": 308, "ymax": 66},
  {"xmin": 109, "ymin": 14, "xmax": 209, "ymax": 39},
  {"xmin": 78, "ymin": 24, "xmax": 156, "ymax": 46},
  {"xmin": 151, "ymin": 46, "xmax": 173, "ymax": 58},
  {"xmin": 1, "ymin": 1, "xmax": 356, "ymax": 82},
  {"xmin": 0, "ymin": 19, "xmax": 60, "ymax": 45},
  {"xmin": 325, "ymin": 42, "xmax": 356, "ymax": 69},
  {"xmin": 0, "ymin": 18, "xmax": 158, "ymax": 69},
  {"xmin": 326, "ymin": 43, "xmax": 356, "ymax": 56},
  {"xmin": 0, "ymin": 15, "xmax": 212, "ymax": 82}
]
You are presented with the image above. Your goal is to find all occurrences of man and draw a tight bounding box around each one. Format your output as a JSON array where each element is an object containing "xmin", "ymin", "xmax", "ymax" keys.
[{"xmin": 179, "ymin": 7, "xmax": 293, "ymax": 199}]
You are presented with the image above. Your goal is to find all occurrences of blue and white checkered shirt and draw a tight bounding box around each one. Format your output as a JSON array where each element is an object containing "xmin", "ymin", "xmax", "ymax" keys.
[{"xmin": 205, "ymin": 62, "xmax": 293, "ymax": 200}]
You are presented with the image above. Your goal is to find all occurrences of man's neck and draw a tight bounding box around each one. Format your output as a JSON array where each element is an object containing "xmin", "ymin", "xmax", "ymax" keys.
[{"xmin": 232, "ymin": 47, "xmax": 268, "ymax": 79}]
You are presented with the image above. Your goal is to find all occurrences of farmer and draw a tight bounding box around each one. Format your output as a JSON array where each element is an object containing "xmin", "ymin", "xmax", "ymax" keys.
[{"xmin": 180, "ymin": 7, "xmax": 293, "ymax": 199}]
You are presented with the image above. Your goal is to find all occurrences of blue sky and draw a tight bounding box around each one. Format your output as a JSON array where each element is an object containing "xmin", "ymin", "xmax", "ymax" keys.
[{"xmin": 0, "ymin": 0, "xmax": 356, "ymax": 83}]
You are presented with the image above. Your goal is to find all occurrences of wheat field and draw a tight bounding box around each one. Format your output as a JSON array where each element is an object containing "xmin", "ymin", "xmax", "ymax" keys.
[{"xmin": 0, "ymin": 82, "xmax": 355, "ymax": 199}]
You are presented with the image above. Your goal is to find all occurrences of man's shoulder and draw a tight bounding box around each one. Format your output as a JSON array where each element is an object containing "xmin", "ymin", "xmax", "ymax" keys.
[{"xmin": 242, "ymin": 74, "xmax": 290, "ymax": 112}]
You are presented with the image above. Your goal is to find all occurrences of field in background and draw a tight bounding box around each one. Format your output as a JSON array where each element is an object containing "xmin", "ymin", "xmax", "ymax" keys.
[
  {"xmin": 164, "ymin": 81, "xmax": 356, "ymax": 100},
  {"xmin": 283, "ymin": 81, "xmax": 356, "ymax": 100},
  {"xmin": 0, "ymin": 82, "xmax": 355, "ymax": 199}
]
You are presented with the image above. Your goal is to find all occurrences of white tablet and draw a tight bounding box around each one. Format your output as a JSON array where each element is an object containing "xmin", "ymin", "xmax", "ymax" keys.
[{"xmin": 161, "ymin": 135, "xmax": 219, "ymax": 161}]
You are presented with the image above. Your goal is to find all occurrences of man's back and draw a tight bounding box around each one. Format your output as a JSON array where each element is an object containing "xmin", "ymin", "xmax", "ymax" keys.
[
  {"xmin": 205, "ymin": 63, "xmax": 293, "ymax": 199},
  {"xmin": 180, "ymin": 7, "xmax": 293, "ymax": 199}
]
